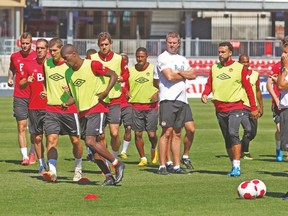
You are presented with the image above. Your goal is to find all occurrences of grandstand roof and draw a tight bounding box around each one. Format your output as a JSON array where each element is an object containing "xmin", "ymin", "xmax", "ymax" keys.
[{"xmin": 40, "ymin": 0, "xmax": 288, "ymax": 11}]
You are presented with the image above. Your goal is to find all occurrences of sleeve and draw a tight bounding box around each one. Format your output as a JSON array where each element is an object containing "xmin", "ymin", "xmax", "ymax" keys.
[
  {"xmin": 91, "ymin": 61, "xmax": 108, "ymax": 76},
  {"xmin": 202, "ymin": 69, "xmax": 212, "ymax": 96},
  {"xmin": 9, "ymin": 54, "xmax": 16, "ymax": 73},
  {"xmin": 242, "ymin": 67, "xmax": 257, "ymax": 111},
  {"xmin": 153, "ymin": 64, "xmax": 159, "ymax": 79},
  {"xmin": 120, "ymin": 57, "xmax": 129, "ymax": 82},
  {"xmin": 158, "ymin": 54, "xmax": 170, "ymax": 71}
]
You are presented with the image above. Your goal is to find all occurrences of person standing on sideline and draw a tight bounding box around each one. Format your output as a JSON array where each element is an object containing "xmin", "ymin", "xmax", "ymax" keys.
[
  {"xmin": 61, "ymin": 44, "xmax": 125, "ymax": 186},
  {"xmin": 266, "ymin": 37, "xmax": 288, "ymax": 161},
  {"xmin": 119, "ymin": 53, "xmax": 132, "ymax": 159},
  {"xmin": 276, "ymin": 42, "xmax": 288, "ymax": 201},
  {"xmin": 238, "ymin": 54, "xmax": 263, "ymax": 160},
  {"xmin": 154, "ymin": 32, "xmax": 196, "ymax": 175},
  {"xmin": 19, "ymin": 38, "xmax": 49, "ymax": 175},
  {"xmin": 90, "ymin": 32, "xmax": 129, "ymax": 159},
  {"xmin": 201, "ymin": 42, "xmax": 258, "ymax": 177},
  {"xmin": 127, "ymin": 47, "xmax": 158, "ymax": 166},
  {"xmin": 7, "ymin": 32, "xmax": 37, "ymax": 165},
  {"xmin": 42, "ymin": 38, "xmax": 83, "ymax": 182}
]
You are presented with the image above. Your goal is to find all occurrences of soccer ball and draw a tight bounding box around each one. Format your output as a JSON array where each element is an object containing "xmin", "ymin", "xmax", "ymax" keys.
[
  {"xmin": 237, "ymin": 181, "xmax": 257, "ymax": 199},
  {"xmin": 250, "ymin": 179, "xmax": 267, "ymax": 198}
]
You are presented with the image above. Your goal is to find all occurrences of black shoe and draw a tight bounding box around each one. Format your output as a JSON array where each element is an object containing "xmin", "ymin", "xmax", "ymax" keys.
[
  {"xmin": 157, "ymin": 167, "xmax": 169, "ymax": 175},
  {"xmin": 115, "ymin": 161, "xmax": 125, "ymax": 184},
  {"xmin": 181, "ymin": 157, "xmax": 194, "ymax": 169},
  {"xmin": 86, "ymin": 154, "xmax": 93, "ymax": 162},
  {"xmin": 173, "ymin": 168, "xmax": 190, "ymax": 174},
  {"xmin": 283, "ymin": 192, "xmax": 288, "ymax": 200},
  {"xmin": 166, "ymin": 163, "xmax": 174, "ymax": 173},
  {"xmin": 100, "ymin": 176, "xmax": 116, "ymax": 186}
]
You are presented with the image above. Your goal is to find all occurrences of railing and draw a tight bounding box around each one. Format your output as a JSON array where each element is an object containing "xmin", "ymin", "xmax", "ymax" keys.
[{"xmin": 0, "ymin": 38, "xmax": 282, "ymax": 76}]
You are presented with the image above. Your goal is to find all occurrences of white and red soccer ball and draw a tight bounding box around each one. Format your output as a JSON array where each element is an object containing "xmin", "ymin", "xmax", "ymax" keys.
[
  {"xmin": 237, "ymin": 179, "xmax": 267, "ymax": 199},
  {"xmin": 250, "ymin": 179, "xmax": 267, "ymax": 198}
]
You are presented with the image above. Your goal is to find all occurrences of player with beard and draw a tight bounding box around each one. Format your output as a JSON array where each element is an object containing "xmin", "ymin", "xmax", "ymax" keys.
[{"xmin": 201, "ymin": 42, "xmax": 258, "ymax": 177}]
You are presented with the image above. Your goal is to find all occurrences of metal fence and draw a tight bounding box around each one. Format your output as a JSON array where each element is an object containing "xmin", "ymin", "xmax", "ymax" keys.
[{"xmin": 0, "ymin": 37, "xmax": 283, "ymax": 76}]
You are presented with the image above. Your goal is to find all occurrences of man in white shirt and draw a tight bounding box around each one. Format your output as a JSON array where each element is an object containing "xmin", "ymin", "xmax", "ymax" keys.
[{"xmin": 154, "ymin": 32, "xmax": 195, "ymax": 175}]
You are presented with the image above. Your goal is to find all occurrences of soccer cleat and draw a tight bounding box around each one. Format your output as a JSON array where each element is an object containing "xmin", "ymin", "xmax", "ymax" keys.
[
  {"xmin": 173, "ymin": 168, "xmax": 190, "ymax": 174},
  {"xmin": 100, "ymin": 176, "xmax": 116, "ymax": 186},
  {"xmin": 242, "ymin": 152, "xmax": 254, "ymax": 160},
  {"xmin": 119, "ymin": 153, "xmax": 128, "ymax": 159},
  {"xmin": 227, "ymin": 166, "xmax": 240, "ymax": 177},
  {"xmin": 21, "ymin": 158, "xmax": 30, "ymax": 166},
  {"xmin": 43, "ymin": 171, "xmax": 57, "ymax": 182},
  {"xmin": 138, "ymin": 159, "xmax": 148, "ymax": 166},
  {"xmin": 181, "ymin": 157, "xmax": 194, "ymax": 169},
  {"xmin": 151, "ymin": 150, "xmax": 158, "ymax": 165},
  {"xmin": 86, "ymin": 154, "xmax": 94, "ymax": 162},
  {"xmin": 166, "ymin": 163, "xmax": 174, "ymax": 173},
  {"xmin": 157, "ymin": 167, "xmax": 169, "ymax": 175},
  {"xmin": 114, "ymin": 161, "xmax": 125, "ymax": 184},
  {"xmin": 38, "ymin": 166, "xmax": 47, "ymax": 176},
  {"xmin": 28, "ymin": 153, "xmax": 36, "ymax": 164},
  {"xmin": 73, "ymin": 168, "xmax": 82, "ymax": 182},
  {"xmin": 276, "ymin": 149, "xmax": 283, "ymax": 162}
]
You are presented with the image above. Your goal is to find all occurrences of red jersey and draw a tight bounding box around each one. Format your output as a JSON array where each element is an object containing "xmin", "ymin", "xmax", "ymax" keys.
[
  {"xmin": 268, "ymin": 61, "xmax": 281, "ymax": 104},
  {"xmin": 10, "ymin": 50, "xmax": 37, "ymax": 98},
  {"xmin": 243, "ymin": 69, "xmax": 260, "ymax": 111},
  {"xmin": 21, "ymin": 58, "xmax": 47, "ymax": 110},
  {"xmin": 97, "ymin": 51, "xmax": 130, "ymax": 105},
  {"xmin": 202, "ymin": 59, "xmax": 257, "ymax": 112}
]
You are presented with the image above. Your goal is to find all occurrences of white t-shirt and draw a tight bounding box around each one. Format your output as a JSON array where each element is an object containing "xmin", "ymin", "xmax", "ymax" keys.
[{"xmin": 154, "ymin": 50, "xmax": 190, "ymax": 103}]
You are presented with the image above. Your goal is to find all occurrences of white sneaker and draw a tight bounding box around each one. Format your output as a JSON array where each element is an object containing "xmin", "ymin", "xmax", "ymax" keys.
[{"xmin": 73, "ymin": 168, "xmax": 82, "ymax": 182}]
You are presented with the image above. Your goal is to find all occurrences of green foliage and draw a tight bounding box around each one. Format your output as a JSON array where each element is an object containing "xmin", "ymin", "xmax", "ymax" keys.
[{"xmin": 0, "ymin": 97, "xmax": 287, "ymax": 216}]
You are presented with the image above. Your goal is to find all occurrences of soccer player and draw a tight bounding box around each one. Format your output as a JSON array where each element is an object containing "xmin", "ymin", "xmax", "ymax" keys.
[
  {"xmin": 19, "ymin": 38, "xmax": 48, "ymax": 174},
  {"xmin": 277, "ymin": 40, "xmax": 288, "ymax": 200},
  {"xmin": 7, "ymin": 32, "xmax": 37, "ymax": 165},
  {"xmin": 85, "ymin": 48, "xmax": 97, "ymax": 162},
  {"xmin": 127, "ymin": 47, "xmax": 158, "ymax": 166},
  {"xmin": 119, "ymin": 53, "xmax": 132, "ymax": 159},
  {"xmin": 42, "ymin": 38, "xmax": 83, "ymax": 182},
  {"xmin": 90, "ymin": 32, "xmax": 129, "ymax": 159},
  {"xmin": 266, "ymin": 37, "xmax": 288, "ymax": 162},
  {"xmin": 239, "ymin": 54, "xmax": 263, "ymax": 160},
  {"xmin": 154, "ymin": 32, "xmax": 196, "ymax": 175},
  {"xmin": 201, "ymin": 42, "xmax": 258, "ymax": 177},
  {"xmin": 60, "ymin": 44, "xmax": 125, "ymax": 186}
]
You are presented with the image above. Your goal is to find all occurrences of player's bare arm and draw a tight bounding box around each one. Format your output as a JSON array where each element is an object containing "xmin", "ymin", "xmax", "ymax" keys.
[
  {"xmin": 177, "ymin": 67, "xmax": 196, "ymax": 80},
  {"xmin": 7, "ymin": 69, "xmax": 14, "ymax": 87}
]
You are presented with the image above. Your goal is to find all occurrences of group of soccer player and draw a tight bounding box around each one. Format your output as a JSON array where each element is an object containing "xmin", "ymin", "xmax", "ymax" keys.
[{"xmin": 9, "ymin": 29, "xmax": 288, "ymax": 186}]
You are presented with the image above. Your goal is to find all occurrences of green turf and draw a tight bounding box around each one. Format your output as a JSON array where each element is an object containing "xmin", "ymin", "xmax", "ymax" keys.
[{"xmin": 0, "ymin": 96, "xmax": 287, "ymax": 216}]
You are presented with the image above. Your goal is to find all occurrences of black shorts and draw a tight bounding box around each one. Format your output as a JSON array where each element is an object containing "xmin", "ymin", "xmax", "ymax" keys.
[
  {"xmin": 132, "ymin": 109, "xmax": 158, "ymax": 132},
  {"xmin": 121, "ymin": 106, "xmax": 132, "ymax": 127},
  {"xmin": 80, "ymin": 113, "xmax": 106, "ymax": 139},
  {"xmin": 13, "ymin": 97, "xmax": 29, "ymax": 121},
  {"xmin": 272, "ymin": 103, "xmax": 280, "ymax": 124},
  {"xmin": 106, "ymin": 104, "xmax": 121, "ymax": 125},
  {"xmin": 28, "ymin": 110, "xmax": 46, "ymax": 135},
  {"xmin": 159, "ymin": 100, "xmax": 186, "ymax": 129},
  {"xmin": 216, "ymin": 109, "xmax": 243, "ymax": 148},
  {"xmin": 44, "ymin": 111, "xmax": 80, "ymax": 136},
  {"xmin": 184, "ymin": 103, "xmax": 194, "ymax": 123}
]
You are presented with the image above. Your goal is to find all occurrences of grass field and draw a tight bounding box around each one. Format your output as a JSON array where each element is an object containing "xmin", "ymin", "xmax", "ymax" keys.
[{"xmin": 1, "ymin": 96, "xmax": 288, "ymax": 216}]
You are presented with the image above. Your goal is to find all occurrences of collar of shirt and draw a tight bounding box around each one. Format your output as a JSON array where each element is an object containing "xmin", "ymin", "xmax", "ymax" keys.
[{"xmin": 98, "ymin": 51, "xmax": 114, "ymax": 61}]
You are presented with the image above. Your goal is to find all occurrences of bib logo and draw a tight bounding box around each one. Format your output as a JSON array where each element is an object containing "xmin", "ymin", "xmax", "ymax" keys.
[
  {"xmin": 135, "ymin": 77, "xmax": 149, "ymax": 84},
  {"xmin": 49, "ymin": 73, "xmax": 64, "ymax": 81},
  {"xmin": 73, "ymin": 79, "xmax": 85, "ymax": 87},
  {"xmin": 217, "ymin": 73, "xmax": 231, "ymax": 80}
]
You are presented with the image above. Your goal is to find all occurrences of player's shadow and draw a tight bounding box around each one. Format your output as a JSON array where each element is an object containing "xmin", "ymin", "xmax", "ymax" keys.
[
  {"xmin": 9, "ymin": 169, "xmax": 36, "ymax": 174},
  {"xmin": 265, "ymin": 191, "xmax": 287, "ymax": 198},
  {"xmin": 215, "ymin": 155, "xmax": 229, "ymax": 158},
  {"xmin": 256, "ymin": 170, "xmax": 288, "ymax": 177},
  {"xmin": 0, "ymin": 160, "xmax": 24, "ymax": 165},
  {"xmin": 194, "ymin": 170, "xmax": 228, "ymax": 176}
]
